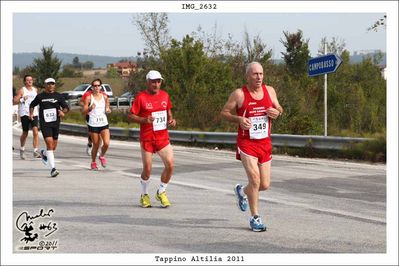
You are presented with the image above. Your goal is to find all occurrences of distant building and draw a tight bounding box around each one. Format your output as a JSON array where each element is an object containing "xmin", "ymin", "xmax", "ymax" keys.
[{"xmin": 107, "ymin": 61, "xmax": 137, "ymax": 78}]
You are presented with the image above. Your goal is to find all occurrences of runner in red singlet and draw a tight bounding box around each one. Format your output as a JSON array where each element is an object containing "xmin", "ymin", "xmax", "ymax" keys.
[
  {"xmin": 128, "ymin": 70, "xmax": 176, "ymax": 208},
  {"xmin": 220, "ymin": 62, "xmax": 283, "ymax": 232}
]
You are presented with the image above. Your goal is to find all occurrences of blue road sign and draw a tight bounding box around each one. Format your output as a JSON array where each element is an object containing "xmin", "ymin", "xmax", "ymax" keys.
[{"xmin": 308, "ymin": 54, "xmax": 343, "ymax": 77}]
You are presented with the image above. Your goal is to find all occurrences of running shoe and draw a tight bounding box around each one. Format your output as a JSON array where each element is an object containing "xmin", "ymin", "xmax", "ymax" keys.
[
  {"xmin": 50, "ymin": 168, "xmax": 59, "ymax": 178},
  {"xmin": 99, "ymin": 156, "xmax": 107, "ymax": 168},
  {"xmin": 20, "ymin": 149, "xmax": 26, "ymax": 160},
  {"xmin": 234, "ymin": 184, "xmax": 248, "ymax": 212},
  {"xmin": 155, "ymin": 191, "xmax": 171, "ymax": 208},
  {"xmin": 91, "ymin": 162, "xmax": 98, "ymax": 170},
  {"xmin": 140, "ymin": 194, "xmax": 152, "ymax": 208},
  {"xmin": 33, "ymin": 150, "xmax": 41, "ymax": 158},
  {"xmin": 249, "ymin": 215, "xmax": 267, "ymax": 232},
  {"xmin": 86, "ymin": 144, "xmax": 92, "ymax": 156},
  {"xmin": 40, "ymin": 149, "xmax": 48, "ymax": 165}
]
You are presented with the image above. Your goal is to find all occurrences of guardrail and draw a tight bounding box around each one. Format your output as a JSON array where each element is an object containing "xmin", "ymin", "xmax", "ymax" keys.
[{"xmin": 60, "ymin": 122, "xmax": 371, "ymax": 150}]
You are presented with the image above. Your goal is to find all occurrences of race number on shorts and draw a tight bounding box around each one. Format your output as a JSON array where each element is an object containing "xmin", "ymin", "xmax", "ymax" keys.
[
  {"xmin": 43, "ymin": 108, "xmax": 57, "ymax": 123},
  {"xmin": 249, "ymin": 115, "xmax": 269, "ymax": 139},
  {"xmin": 152, "ymin": 110, "xmax": 167, "ymax": 131}
]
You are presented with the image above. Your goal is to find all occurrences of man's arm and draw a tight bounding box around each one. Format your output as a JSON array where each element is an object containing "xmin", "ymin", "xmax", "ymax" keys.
[
  {"xmin": 29, "ymin": 94, "xmax": 40, "ymax": 120},
  {"xmin": 128, "ymin": 97, "xmax": 154, "ymax": 124},
  {"xmin": 13, "ymin": 88, "xmax": 24, "ymax": 105},
  {"xmin": 128, "ymin": 112, "xmax": 153, "ymax": 124},
  {"xmin": 167, "ymin": 109, "xmax": 176, "ymax": 127},
  {"xmin": 266, "ymin": 85, "xmax": 283, "ymax": 119},
  {"xmin": 58, "ymin": 94, "xmax": 70, "ymax": 118},
  {"xmin": 220, "ymin": 89, "xmax": 252, "ymax": 130}
]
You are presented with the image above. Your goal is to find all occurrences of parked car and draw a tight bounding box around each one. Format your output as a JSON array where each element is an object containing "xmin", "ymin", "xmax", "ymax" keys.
[
  {"xmin": 110, "ymin": 91, "xmax": 134, "ymax": 106},
  {"xmin": 61, "ymin": 83, "xmax": 113, "ymax": 100},
  {"xmin": 120, "ymin": 91, "xmax": 134, "ymax": 103}
]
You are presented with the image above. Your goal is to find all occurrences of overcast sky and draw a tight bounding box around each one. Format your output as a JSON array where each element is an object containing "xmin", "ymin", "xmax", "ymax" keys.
[{"xmin": 13, "ymin": 12, "xmax": 386, "ymax": 59}]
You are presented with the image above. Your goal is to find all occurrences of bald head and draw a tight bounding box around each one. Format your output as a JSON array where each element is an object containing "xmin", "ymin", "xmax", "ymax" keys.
[
  {"xmin": 245, "ymin": 62, "xmax": 264, "ymax": 90},
  {"xmin": 245, "ymin": 62, "xmax": 263, "ymax": 76}
]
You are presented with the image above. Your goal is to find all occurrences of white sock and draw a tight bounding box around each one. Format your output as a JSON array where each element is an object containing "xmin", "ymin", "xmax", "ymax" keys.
[
  {"xmin": 140, "ymin": 178, "xmax": 150, "ymax": 195},
  {"xmin": 158, "ymin": 182, "xmax": 168, "ymax": 194},
  {"xmin": 47, "ymin": 150, "xmax": 55, "ymax": 169},
  {"xmin": 20, "ymin": 146, "xmax": 25, "ymax": 151},
  {"xmin": 34, "ymin": 147, "xmax": 38, "ymax": 152}
]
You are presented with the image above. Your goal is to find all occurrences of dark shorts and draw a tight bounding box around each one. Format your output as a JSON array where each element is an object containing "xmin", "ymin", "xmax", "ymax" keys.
[
  {"xmin": 88, "ymin": 124, "xmax": 109, "ymax": 134},
  {"xmin": 236, "ymin": 138, "xmax": 272, "ymax": 164},
  {"xmin": 40, "ymin": 124, "xmax": 60, "ymax": 140},
  {"xmin": 141, "ymin": 139, "xmax": 170, "ymax": 153},
  {"xmin": 21, "ymin": 115, "xmax": 38, "ymax": 132}
]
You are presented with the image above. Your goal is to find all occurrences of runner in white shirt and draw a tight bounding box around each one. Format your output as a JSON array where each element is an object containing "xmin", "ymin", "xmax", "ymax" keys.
[
  {"xmin": 82, "ymin": 79, "xmax": 111, "ymax": 170},
  {"xmin": 13, "ymin": 75, "xmax": 40, "ymax": 159}
]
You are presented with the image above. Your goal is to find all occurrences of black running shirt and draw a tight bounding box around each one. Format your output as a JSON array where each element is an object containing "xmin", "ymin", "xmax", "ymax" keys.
[{"xmin": 30, "ymin": 92, "xmax": 69, "ymax": 126}]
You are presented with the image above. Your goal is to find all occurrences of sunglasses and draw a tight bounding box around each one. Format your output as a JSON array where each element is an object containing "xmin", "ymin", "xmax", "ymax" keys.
[
  {"xmin": 46, "ymin": 82, "xmax": 55, "ymax": 85},
  {"xmin": 92, "ymin": 84, "xmax": 101, "ymax": 87}
]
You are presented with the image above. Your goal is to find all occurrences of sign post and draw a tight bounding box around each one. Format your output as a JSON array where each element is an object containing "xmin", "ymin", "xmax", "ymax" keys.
[{"xmin": 308, "ymin": 52, "xmax": 342, "ymax": 136}]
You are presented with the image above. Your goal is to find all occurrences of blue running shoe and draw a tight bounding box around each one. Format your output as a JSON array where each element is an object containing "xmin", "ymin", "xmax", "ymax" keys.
[
  {"xmin": 40, "ymin": 149, "xmax": 48, "ymax": 165},
  {"xmin": 249, "ymin": 215, "xmax": 267, "ymax": 232},
  {"xmin": 234, "ymin": 184, "xmax": 248, "ymax": 212}
]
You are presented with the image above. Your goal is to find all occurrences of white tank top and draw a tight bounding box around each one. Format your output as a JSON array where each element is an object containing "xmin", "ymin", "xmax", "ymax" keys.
[
  {"xmin": 88, "ymin": 94, "xmax": 108, "ymax": 127},
  {"xmin": 19, "ymin": 86, "xmax": 38, "ymax": 117}
]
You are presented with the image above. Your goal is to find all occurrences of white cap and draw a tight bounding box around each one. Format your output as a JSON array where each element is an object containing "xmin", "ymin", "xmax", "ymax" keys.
[
  {"xmin": 44, "ymin": 78, "xmax": 56, "ymax": 84},
  {"xmin": 146, "ymin": 70, "xmax": 163, "ymax": 80}
]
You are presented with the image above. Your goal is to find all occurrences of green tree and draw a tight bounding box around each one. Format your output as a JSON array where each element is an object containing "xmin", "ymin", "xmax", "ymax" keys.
[
  {"xmin": 72, "ymin": 56, "xmax": 81, "ymax": 69},
  {"xmin": 106, "ymin": 67, "xmax": 119, "ymax": 78},
  {"xmin": 60, "ymin": 65, "xmax": 83, "ymax": 78},
  {"xmin": 25, "ymin": 45, "xmax": 63, "ymax": 88},
  {"xmin": 159, "ymin": 35, "xmax": 235, "ymax": 130},
  {"xmin": 280, "ymin": 30, "xmax": 310, "ymax": 77},
  {"xmin": 82, "ymin": 61, "xmax": 94, "ymax": 69},
  {"xmin": 327, "ymin": 51, "xmax": 386, "ymax": 135}
]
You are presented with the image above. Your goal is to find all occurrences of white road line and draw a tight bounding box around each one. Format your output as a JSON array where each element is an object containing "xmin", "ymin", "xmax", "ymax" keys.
[
  {"xmin": 172, "ymin": 180, "xmax": 386, "ymax": 224},
  {"xmin": 119, "ymin": 170, "xmax": 386, "ymax": 224}
]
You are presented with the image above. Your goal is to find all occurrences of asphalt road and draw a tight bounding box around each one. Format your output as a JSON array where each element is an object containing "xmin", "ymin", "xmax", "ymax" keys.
[{"xmin": 12, "ymin": 127, "xmax": 386, "ymax": 256}]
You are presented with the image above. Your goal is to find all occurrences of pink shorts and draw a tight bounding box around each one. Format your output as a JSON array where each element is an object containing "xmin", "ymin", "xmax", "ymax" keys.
[
  {"xmin": 236, "ymin": 138, "xmax": 272, "ymax": 164},
  {"xmin": 141, "ymin": 139, "xmax": 170, "ymax": 153}
]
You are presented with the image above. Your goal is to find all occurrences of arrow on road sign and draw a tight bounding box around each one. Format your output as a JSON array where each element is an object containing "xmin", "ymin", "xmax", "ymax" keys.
[{"xmin": 308, "ymin": 54, "xmax": 343, "ymax": 77}]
